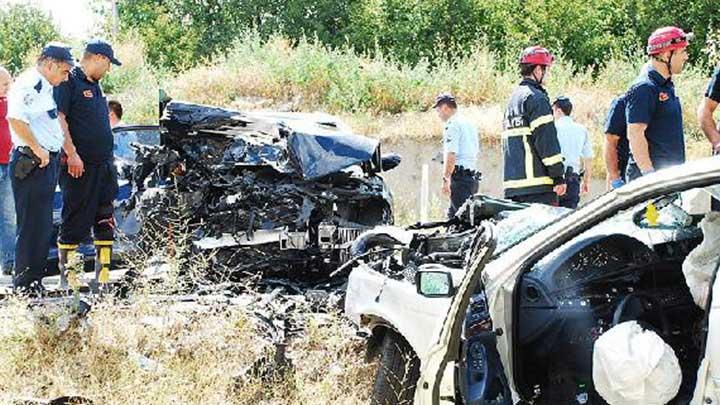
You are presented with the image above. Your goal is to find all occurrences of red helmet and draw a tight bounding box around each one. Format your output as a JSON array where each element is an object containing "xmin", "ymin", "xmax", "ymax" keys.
[
  {"xmin": 647, "ymin": 26, "xmax": 693, "ymax": 55},
  {"xmin": 520, "ymin": 46, "xmax": 554, "ymax": 66}
]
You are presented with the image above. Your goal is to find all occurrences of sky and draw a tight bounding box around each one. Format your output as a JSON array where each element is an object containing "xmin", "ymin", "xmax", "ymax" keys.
[{"xmin": 1, "ymin": 0, "xmax": 101, "ymax": 39}]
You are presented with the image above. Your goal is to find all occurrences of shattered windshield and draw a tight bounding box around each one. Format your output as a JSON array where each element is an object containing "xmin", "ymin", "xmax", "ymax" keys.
[{"xmin": 493, "ymin": 204, "xmax": 570, "ymax": 255}]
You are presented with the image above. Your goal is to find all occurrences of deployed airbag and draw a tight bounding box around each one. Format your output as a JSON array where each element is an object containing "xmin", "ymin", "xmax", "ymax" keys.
[
  {"xmin": 682, "ymin": 212, "xmax": 720, "ymax": 308},
  {"xmin": 593, "ymin": 321, "xmax": 681, "ymax": 405}
]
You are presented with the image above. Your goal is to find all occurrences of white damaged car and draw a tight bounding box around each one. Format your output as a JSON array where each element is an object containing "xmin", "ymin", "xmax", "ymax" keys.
[{"xmin": 344, "ymin": 157, "xmax": 720, "ymax": 405}]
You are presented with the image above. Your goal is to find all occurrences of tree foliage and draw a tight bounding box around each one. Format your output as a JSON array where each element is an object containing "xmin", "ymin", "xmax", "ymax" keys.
[
  {"xmin": 117, "ymin": 0, "xmax": 720, "ymax": 72},
  {"xmin": 0, "ymin": 4, "xmax": 60, "ymax": 74}
]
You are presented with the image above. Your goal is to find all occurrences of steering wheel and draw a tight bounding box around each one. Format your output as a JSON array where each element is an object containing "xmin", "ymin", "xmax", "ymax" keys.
[{"xmin": 612, "ymin": 292, "xmax": 671, "ymax": 337}]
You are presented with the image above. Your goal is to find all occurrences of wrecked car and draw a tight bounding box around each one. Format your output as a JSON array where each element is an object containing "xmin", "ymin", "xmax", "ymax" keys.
[
  {"xmin": 344, "ymin": 157, "xmax": 720, "ymax": 404},
  {"xmin": 131, "ymin": 101, "xmax": 399, "ymax": 276}
]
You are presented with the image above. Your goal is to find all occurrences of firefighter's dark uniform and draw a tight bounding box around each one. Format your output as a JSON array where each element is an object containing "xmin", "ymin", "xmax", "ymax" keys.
[
  {"xmin": 54, "ymin": 65, "xmax": 118, "ymax": 287},
  {"xmin": 705, "ymin": 66, "xmax": 719, "ymax": 210},
  {"xmin": 604, "ymin": 95, "xmax": 629, "ymax": 182},
  {"xmin": 502, "ymin": 78, "xmax": 565, "ymax": 205},
  {"xmin": 625, "ymin": 66, "xmax": 685, "ymax": 181}
]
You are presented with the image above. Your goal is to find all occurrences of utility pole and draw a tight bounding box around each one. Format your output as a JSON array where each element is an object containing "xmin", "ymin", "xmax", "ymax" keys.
[{"xmin": 110, "ymin": 0, "xmax": 119, "ymax": 38}]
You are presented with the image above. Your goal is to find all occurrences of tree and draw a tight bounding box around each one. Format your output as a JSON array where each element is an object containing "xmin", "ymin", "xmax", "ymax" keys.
[{"xmin": 0, "ymin": 4, "xmax": 60, "ymax": 74}]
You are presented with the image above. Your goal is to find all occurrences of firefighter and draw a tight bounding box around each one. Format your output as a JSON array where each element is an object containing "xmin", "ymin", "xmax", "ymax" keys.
[
  {"xmin": 698, "ymin": 64, "xmax": 719, "ymax": 154},
  {"xmin": 625, "ymin": 27, "xmax": 692, "ymax": 181},
  {"xmin": 604, "ymin": 94, "xmax": 629, "ymax": 190},
  {"xmin": 698, "ymin": 62, "xmax": 719, "ymax": 210},
  {"xmin": 54, "ymin": 39, "xmax": 121, "ymax": 291},
  {"xmin": 502, "ymin": 46, "xmax": 566, "ymax": 205}
]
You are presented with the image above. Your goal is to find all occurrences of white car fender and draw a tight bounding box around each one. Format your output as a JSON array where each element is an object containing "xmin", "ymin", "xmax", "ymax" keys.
[{"xmin": 344, "ymin": 263, "xmax": 461, "ymax": 359}]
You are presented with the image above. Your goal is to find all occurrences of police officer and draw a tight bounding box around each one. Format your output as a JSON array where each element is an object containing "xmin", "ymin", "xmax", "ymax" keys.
[
  {"xmin": 6, "ymin": 44, "xmax": 73, "ymax": 294},
  {"xmin": 54, "ymin": 39, "xmax": 121, "ymax": 291},
  {"xmin": 626, "ymin": 27, "xmax": 692, "ymax": 180},
  {"xmin": 503, "ymin": 46, "xmax": 566, "ymax": 205},
  {"xmin": 434, "ymin": 93, "xmax": 480, "ymax": 218},
  {"xmin": 604, "ymin": 94, "xmax": 629, "ymax": 190},
  {"xmin": 552, "ymin": 96, "xmax": 593, "ymax": 209}
]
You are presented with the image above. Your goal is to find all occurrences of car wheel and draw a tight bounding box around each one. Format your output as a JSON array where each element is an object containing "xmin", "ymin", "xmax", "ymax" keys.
[{"xmin": 371, "ymin": 329, "xmax": 420, "ymax": 405}]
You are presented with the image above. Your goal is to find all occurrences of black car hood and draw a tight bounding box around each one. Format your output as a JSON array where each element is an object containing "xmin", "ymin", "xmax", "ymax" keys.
[{"xmin": 161, "ymin": 101, "xmax": 379, "ymax": 180}]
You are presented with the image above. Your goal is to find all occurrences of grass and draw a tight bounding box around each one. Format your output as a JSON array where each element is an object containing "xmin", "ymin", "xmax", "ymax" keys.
[{"xmin": 0, "ymin": 297, "xmax": 374, "ymax": 404}]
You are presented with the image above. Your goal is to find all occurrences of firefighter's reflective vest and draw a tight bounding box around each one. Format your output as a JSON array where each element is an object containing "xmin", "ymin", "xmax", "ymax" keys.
[{"xmin": 502, "ymin": 78, "xmax": 565, "ymax": 198}]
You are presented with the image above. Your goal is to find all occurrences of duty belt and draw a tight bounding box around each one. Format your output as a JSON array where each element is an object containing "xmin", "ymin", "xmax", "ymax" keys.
[{"xmin": 453, "ymin": 166, "xmax": 482, "ymax": 181}]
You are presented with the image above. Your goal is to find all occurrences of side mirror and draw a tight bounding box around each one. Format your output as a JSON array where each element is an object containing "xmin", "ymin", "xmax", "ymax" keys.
[
  {"xmin": 416, "ymin": 270, "xmax": 455, "ymax": 297},
  {"xmin": 381, "ymin": 153, "xmax": 402, "ymax": 172}
]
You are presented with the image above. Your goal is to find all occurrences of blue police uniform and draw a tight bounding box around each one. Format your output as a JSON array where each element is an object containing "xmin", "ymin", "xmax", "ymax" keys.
[
  {"xmin": 604, "ymin": 95, "xmax": 629, "ymax": 181},
  {"xmin": 625, "ymin": 66, "xmax": 685, "ymax": 181},
  {"xmin": 443, "ymin": 113, "xmax": 479, "ymax": 217},
  {"xmin": 6, "ymin": 45, "xmax": 72, "ymax": 290}
]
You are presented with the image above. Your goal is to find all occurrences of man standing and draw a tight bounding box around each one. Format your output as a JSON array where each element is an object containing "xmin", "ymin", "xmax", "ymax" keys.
[
  {"xmin": 54, "ymin": 39, "xmax": 121, "ymax": 291},
  {"xmin": 7, "ymin": 44, "xmax": 73, "ymax": 293},
  {"xmin": 697, "ymin": 63, "xmax": 720, "ymax": 210},
  {"xmin": 604, "ymin": 94, "xmax": 629, "ymax": 190},
  {"xmin": 0, "ymin": 66, "xmax": 16, "ymax": 276},
  {"xmin": 503, "ymin": 46, "xmax": 566, "ymax": 205},
  {"xmin": 697, "ymin": 64, "xmax": 719, "ymax": 153},
  {"xmin": 552, "ymin": 96, "xmax": 593, "ymax": 209},
  {"xmin": 626, "ymin": 27, "xmax": 692, "ymax": 181},
  {"xmin": 435, "ymin": 93, "xmax": 480, "ymax": 218}
]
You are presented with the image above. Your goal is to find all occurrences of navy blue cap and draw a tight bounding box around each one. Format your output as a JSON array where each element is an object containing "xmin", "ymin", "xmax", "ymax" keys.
[
  {"xmin": 41, "ymin": 43, "xmax": 74, "ymax": 65},
  {"xmin": 85, "ymin": 39, "xmax": 121, "ymax": 66},
  {"xmin": 433, "ymin": 92, "xmax": 456, "ymax": 108}
]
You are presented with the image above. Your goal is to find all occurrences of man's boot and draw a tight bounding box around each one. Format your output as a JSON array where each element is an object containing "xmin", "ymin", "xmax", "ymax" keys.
[
  {"xmin": 90, "ymin": 241, "xmax": 112, "ymax": 294},
  {"xmin": 58, "ymin": 244, "xmax": 79, "ymax": 291}
]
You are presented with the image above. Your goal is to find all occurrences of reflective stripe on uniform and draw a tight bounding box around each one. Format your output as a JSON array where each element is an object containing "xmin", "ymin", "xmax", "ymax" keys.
[
  {"xmin": 93, "ymin": 240, "xmax": 114, "ymax": 246},
  {"xmin": 542, "ymin": 153, "xmax": 564, "ymax": 166},
  {"xmin": 502, "ymin": 127, "xmax": 531, "ymax": 137},
  {"xmin": 523, "ymin": 135, "xmax": 534, "ymax": 179},
  {"xmin": 58, "ymin": 243, "xmax": 79, "ymax": 250},
  {"xmin": 503, "ymin": 176, "xmax": 555, "ymax": 189},
  {"xmin": 529, "ymin": 114, "xmax": 554, "ymax": 131}
]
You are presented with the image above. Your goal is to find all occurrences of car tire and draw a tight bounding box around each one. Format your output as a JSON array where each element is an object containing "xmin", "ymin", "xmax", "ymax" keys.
[{"xmin": 371, "ymin": 329, "xmax": 420, "ymax": 405}]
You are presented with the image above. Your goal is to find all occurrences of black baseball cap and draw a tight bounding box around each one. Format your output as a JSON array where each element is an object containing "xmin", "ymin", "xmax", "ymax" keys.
[
  {"xmin": 433, "ymin": 92, "xmax": 456, "ymax": 108},
  {"xmin": 41, "ymin": 43, "xmax": 74, "ymax": 65},
  {"xmin": 85, "ymin": 39, "xmax": 122, "ymax": 66}
]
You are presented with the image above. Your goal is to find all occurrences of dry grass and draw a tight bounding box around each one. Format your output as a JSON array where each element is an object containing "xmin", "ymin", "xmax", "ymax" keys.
[{"xmin": 0, "ymin": 296, "xmax": 373, "ymax": 404}]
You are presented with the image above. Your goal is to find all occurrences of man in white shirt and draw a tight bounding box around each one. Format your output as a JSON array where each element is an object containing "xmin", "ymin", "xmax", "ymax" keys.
[
  {"xmin": 435, "ymin": 93, "xmax": 480, "ymax": 218},
  {"xmin": 7, "ymin": 43, "xmax": 73, "ymax": 294},
  {"xmin": 552, "ymin": 96, "xmax": 593, "ymax": 209}
]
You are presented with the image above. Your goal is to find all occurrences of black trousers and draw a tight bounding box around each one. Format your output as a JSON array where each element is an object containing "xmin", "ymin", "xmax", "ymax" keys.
[
  {"xmin": 510, "ymin": 191, "xmax": 558, "ymax": 206},
  {"xmin": 559, "ymin": 174, "xmax": 581, "ymax": 209},
  {"xmin": 447, "ymin": 171, "xmax": 479, "ymax": 219},
  {"xmin": 58, "ymin": 159, "xmax": 119, "ymax": 245},
  {"xmin": 10, "ymin": 150, "xmax": 59, "ymax": 288}
]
